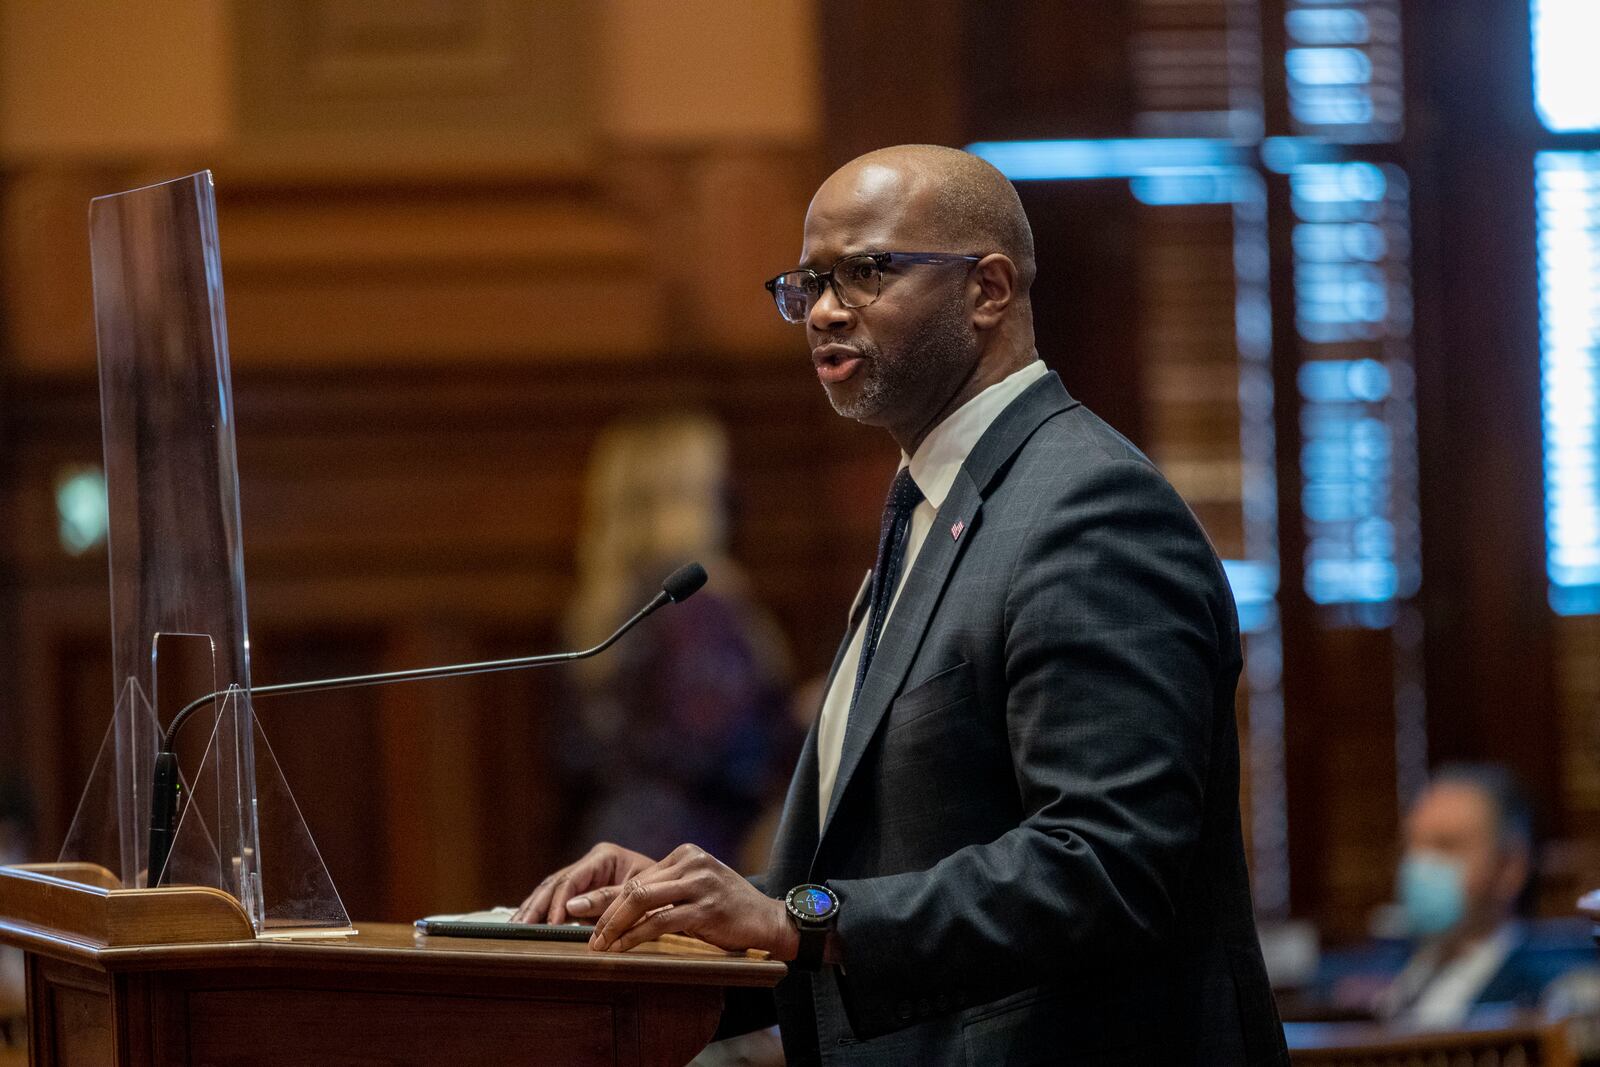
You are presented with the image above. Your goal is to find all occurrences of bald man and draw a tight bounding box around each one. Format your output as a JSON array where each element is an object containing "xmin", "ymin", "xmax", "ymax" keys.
[{"xmin": 517, "ymin": 145, "xmax": 1289, "ymax": 1065}]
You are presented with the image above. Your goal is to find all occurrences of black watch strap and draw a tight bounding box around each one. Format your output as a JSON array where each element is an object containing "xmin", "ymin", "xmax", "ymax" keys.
[{"xmin": 793, "ymin": 924, "xmax": 827, "ymax": 971}]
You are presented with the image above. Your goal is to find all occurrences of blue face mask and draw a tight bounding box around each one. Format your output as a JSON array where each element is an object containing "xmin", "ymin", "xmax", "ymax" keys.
[{"xmin": 1398, "ymin": 852, "xmax": 1466, "ymax": 937}]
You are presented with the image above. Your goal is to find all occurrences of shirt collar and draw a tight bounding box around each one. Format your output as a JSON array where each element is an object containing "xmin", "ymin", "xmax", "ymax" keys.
[
  {"xmin": 902, "ymin": 360, "xmax": 1048, "ymax": 508},
  {"xmin": 1391, "ymin": 921, "xmax": 1522, "ymax": 1006}
]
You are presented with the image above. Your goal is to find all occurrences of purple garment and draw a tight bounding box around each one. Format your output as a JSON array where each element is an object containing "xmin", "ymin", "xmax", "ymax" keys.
[{"xmin": 558, "ymin": 587, "xmax": 795, "ymax": 865}]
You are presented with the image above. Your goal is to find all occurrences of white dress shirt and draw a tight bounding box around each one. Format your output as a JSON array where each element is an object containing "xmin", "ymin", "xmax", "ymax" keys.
[
  {"xmin": 1378, "ymin": 923, "xmax": 1519, "ymax": 1028},
  {"xmin": 816, "ymin": 359, "xmax": 1049, "ymax": 829}
]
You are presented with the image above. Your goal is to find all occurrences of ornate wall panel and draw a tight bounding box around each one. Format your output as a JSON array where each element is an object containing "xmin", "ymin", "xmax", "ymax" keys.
[{"xmin": 230, "ymin": 0, "xmax": 596, "ymax": 176}]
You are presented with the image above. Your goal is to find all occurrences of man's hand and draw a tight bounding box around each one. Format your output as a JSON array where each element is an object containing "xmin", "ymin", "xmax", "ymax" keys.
[
  {"xmin": 586, "ymin": 843, "xmax": 800, "ymax": 959},
  {"xmin": 512, "ymin": 842, "xmax": 656, "ymax": 924}
]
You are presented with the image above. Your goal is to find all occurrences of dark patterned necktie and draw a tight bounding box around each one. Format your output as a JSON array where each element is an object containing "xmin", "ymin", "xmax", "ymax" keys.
[{"xmin": 851, "ymin": 467, "xmax": 924, "ymax": 710}]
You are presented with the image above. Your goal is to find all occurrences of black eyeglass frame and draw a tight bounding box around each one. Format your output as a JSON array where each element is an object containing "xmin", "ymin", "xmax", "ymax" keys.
[{"xmin": 762, "ymin": 251, "xmax": 982, "ymax": 324}]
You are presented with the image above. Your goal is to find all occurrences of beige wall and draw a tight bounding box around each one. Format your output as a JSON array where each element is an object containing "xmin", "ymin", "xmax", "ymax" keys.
[
  {"xmin": 0, "ymin": 0, "xmax": 233, "ymax": 159},
  {"xmin": 0, "ymin": 0, "xmax": 817, "ymax": 161},
  {"xmin": 0, "ymin": 0, "xmax": 822, "ymax": 372},
  {"xmin": 599, "ymin": 0, "xmax": 817, "ymax": 145}
]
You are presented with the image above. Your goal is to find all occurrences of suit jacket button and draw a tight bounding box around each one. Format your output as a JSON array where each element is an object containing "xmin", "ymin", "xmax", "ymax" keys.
[
  {"xmin": 896, "ymin": 1000, "xmax": 912, "ymax": 1021},
  {"xmin": 935, "ymin": 994, "xmax": 951, "ymax": 1012},
  {"xmin": 916, "ymin": 997, "xmax": 932, "ymax": 1016}
]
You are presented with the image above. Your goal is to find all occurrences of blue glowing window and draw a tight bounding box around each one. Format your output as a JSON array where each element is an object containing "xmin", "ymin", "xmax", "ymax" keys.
[
  {"xmin": 1291, "ymin": 162, "xmax": 1419, "ymax": 617},
  {"xmin": 1129, "ymin": 167, "xmax": 1253, "ymax": 206},
  {"xmin": 1298, "ymin": 362, "xmax": 1406, "ymax": 606},
  {"xmin": 1532, "ymin": 0, "xmax": 1600, "ymax": 132},
  {"xmin": 1284, "ymin": 1, "xmax": 1402, "ymax": 143},
  {"xmin": 966, "ymin": 140, "xmax": 1258, "ymax": 208},
  {"xmin": 1224, "ymin": 559, "xmax": 1279, "ymax": 635},
  {"xmin": 1537, "ymin": 152, "xmax": 1600, "ymax": 613},
  {"xmin": 1290, "ymin": 163, "xmax": 1412, "ymax": 345},
  {"xmin": 965, "ymin": 139, "xmax": 1238, "ymax": 182}
]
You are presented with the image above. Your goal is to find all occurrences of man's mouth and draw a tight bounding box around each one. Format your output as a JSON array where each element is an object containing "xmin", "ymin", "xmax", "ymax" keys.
[{"xmin": 812, "ymin": 344, "xmax": 866, "ymax": 385}]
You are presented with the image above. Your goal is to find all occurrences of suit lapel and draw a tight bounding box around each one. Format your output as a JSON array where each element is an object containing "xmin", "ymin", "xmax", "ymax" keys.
[
  {"xmin": 814, "ymin": 371, "xmax": 1078, "ymax": 853},
  {"xmin": 767, "ymin": 715, "xmax": 821, "ymax": 883}
]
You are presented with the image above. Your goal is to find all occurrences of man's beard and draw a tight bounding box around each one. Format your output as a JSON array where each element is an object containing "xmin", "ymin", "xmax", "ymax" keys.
[{"xmin": 824, "ymin": 297, "xmax": 975, "ymax": 425}]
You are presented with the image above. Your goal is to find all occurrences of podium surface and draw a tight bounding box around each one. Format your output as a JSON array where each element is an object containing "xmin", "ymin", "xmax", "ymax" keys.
[{"xmin": 0, "ymin": 864, "xmax": 785, "ymax": 1066}]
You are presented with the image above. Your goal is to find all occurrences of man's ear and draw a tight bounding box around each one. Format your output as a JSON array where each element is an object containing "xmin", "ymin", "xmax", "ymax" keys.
[{"xmin": 970, "ymin": 253, "xmax": 1018, "ymax": 331}]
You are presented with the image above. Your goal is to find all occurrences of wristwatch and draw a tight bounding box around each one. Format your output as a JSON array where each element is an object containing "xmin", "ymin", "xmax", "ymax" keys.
[{"xmin": 783, "ymin": 883, "xmax": 839, "ymax": 971}]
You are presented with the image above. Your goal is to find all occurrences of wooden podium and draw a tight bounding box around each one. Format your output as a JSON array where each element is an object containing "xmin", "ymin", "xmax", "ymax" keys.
[{"xmin": 0, "ymin": 864, "xmax": 786, "ymax": 1066}]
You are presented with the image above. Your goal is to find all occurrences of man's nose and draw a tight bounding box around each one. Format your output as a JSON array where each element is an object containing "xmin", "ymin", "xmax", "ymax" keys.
[{"xmin": 807, "ymin": 283, "xmax": 854, "ymax": 331}]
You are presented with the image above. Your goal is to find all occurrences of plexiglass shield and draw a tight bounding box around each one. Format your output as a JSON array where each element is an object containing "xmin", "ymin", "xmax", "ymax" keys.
[{"xmin": 57, "ymin": 172, "xmax": 350, "ymax": 937}]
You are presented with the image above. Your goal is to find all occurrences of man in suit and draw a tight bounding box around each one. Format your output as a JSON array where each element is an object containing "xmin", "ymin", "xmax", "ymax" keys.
[
  {"xmin": 1321, "ymin": 764, "xmax": 1598, "ymax": 1028},
  {"xmin": 515, "ymin": 144, "xmax": 1289, "ymax": 1065}
]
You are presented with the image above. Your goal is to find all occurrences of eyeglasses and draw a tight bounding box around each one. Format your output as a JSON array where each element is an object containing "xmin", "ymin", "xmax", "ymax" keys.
[{"xmin": 763, "ymin": 251, "xmax": 981, "ymax": 325}]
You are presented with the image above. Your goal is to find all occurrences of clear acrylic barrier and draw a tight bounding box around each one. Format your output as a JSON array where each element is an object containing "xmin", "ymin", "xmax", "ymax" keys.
[{"xmin": 57, "ymin": 172, "xmax": 350, "ymax": 936}]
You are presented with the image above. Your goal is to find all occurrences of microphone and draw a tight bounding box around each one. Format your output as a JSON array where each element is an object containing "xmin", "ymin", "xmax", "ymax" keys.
[
  {"xmin": 661, "ymin": 560, "xmax": 708, "ymax": 603},
  {"xmin": 147, "ymin": 561, "xmax": 709, "ymax": 886}
]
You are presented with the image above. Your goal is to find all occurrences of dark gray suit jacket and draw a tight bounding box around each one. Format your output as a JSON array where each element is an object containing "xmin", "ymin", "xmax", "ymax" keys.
[{"xmin": 731, "ymin": 372, "xmax": 1288, "ymax": 1065}]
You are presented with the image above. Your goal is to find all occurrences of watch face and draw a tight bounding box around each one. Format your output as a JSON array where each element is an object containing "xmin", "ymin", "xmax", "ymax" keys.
[{"xmin": 789, "ymin": 885, "xmax": 837, "ymax": 920}]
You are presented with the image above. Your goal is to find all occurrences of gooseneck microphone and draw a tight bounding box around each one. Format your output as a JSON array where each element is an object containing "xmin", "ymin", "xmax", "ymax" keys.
[{"xmin": 147, "ymin": 562, "xmax": 708, "ymax": 886}]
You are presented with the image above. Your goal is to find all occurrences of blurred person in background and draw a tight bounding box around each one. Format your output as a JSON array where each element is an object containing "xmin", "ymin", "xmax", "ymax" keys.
[
  {"xmin": 1324, "ymin": 764, "xmax": 1596, "ymax": 1028},
  {"xmin": 556, "ymin": 413, "xmax": 797, "ymax": 867}
]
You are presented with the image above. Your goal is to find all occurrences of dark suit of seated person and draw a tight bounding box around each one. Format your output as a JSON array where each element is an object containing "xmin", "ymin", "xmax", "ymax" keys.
[{"xmin": 1319, "ymin": 765, "xmax": 1597, "ymax": 1028}]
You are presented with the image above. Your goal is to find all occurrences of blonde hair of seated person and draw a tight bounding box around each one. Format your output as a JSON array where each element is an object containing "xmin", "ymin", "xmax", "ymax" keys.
[{"xmin": 565, "ymin": 412, "xmax": 787, "ymax": 698}]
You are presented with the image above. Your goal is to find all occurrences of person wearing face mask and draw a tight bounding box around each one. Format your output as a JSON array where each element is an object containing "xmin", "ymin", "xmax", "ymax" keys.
[{"xmin": 1372, "ymin": 764, "xmax": 1590, "ymax": 1028}]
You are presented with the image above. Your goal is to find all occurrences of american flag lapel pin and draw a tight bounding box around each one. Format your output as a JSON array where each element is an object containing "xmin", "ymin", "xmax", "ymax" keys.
[{"xmin": 950, "ymin": 519, "xmax": 965, "ymax": 540}]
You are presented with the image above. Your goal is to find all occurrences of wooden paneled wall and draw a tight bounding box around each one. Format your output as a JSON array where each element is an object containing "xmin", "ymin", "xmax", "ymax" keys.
[
  {"xmin": 2, "ymin": 358, "xmax": 890, "ymax": 919},
  {"xmin": 0, "ymin": 0, "xmax": 857, "ymax": 920}
]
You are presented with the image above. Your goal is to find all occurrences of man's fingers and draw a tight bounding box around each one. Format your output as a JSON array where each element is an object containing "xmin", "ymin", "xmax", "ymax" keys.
[
  {"xmin": 603, "ymin": 902, "xmax": 701, "ymax": 954},
  {"xmin": 519, "ymin": 864, "xmax": 597, "ymax": 923},
  {"xmin": 575, "ymin": 857, "xmax": 675, "ymax": 925},
  {"xmin": 514, "ymin": 845, "xmax": 664, "ymax": 926},
  {"xmin": 590, "ymin": 877, "xmax": 655, "ymax": 945},
  {"xmin": 532, "ymin": 873, "xmax": 576, "ymax": 923},
  {"xmin": 572, "ymin": 857, "xmax": 672, "ymax": 927},
  {"xmin": 513, "ymin": 874, "xmax": 566, "ymax": 923},
  {"xmin": 565, "ymin": 884, "xmax": 619, "ymax": 917},
  {"xmin": 551, "ymin": 859, "xmax": 625, "ymax": 923},
  {"xmin": 590, "ymin": 876, "xmax": 698, "ymax": 949},
  {"xmin": 512, "ymin": 886, "xmax": 548, "ymax": 924},
  {"xmin": 627, "ymin": 848, "xmax": 704, "ymax": 887},
  {"xmin": 547, "ymin": 876, "xmax": 582, "ymax": 925}
]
